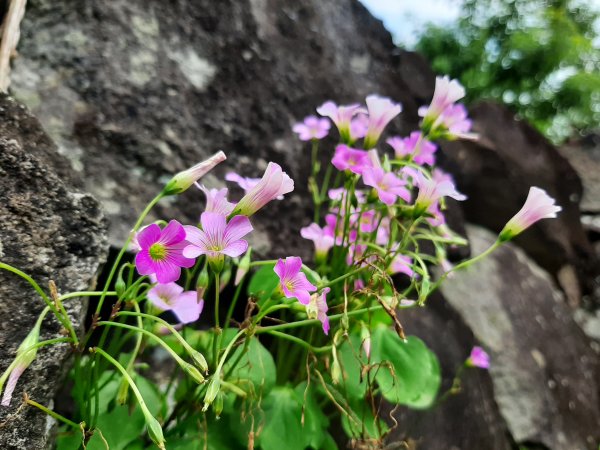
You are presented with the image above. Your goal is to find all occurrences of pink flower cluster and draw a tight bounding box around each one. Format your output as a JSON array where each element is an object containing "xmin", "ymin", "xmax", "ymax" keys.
[{"xmin": 134, "ymin": 158, "xmax": 295, "ymax": 326}]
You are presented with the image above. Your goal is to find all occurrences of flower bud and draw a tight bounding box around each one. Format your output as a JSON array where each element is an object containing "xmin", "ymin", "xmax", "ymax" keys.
[
  {"xmin": 116, "ymin": 376, "xmax": 129, "ymax": 405},
  {"xmin": 202, "ymin": 376, "xmax": 221, "ymax": 412},
  {"xmin": 234, "ymin": 248, "xmax": 252, "ymax": 286},
  {"xmin": 214, "ymin": 392, "xmax": 224, "ymax": 418},
  {"xmin": 1, "ymin": 318, "xmax": 41, "ymax": 406},
  {"xmin": 115, "ymin": 273, "xmax": 127, "ymax": 298},
  {"xmin": 162, "ymin": 151, "xmax": 227, "ymax": 196},
  {"xmin": 144, "ymin": 411, "xmax": 166, "ymax": 450},
  {"xmin": 191, "ymin": 350, "xmax": 209, "ymax": 374},
  {"xmin": 196, "ymin": 265, "xmax": 210, "ymax": 298},
  {"xmin": 183, "ymin": 362, "xmax": 205, "ymax": 384},
  {"xmin": 219, "ymin": 266, "xmax": 232, "ymax": 292}
]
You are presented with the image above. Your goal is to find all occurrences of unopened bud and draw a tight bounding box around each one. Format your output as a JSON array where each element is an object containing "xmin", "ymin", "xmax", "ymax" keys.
[
  {"xmin": 144, "ymin": 411, "xmax": 166, "ymax": 450},
  {"xmin": 214, "ymin": 392, "xmax": 224, "ymax": 418},
  {"xmin": 191, "ymin": 350, "xmax": 209, "ymax": 374},
  {"xmin": 202, "ymin": 376, "xmax": 221, "ymax": 412},
  {"xmin": 163, "ymin": 151, "xmax": 227, "ymax": 196},
  {"xmin": 116, "ymin": 376, "xmax": 129, "ymax": 405},
  {"xmin": 196, "ymin": 266, "xmax": 210, "ymax": 298},
  {"xmin": 234, "ymin": 249, "xmax": 252, "ymax": 286},
  {"xmin": 183, "ymin": 363, "xmax": 205, "ymax": 384},
  {"xmin": 219, "ymin": 266, "xmax": 232, "ymax": 293},
  {"xmin": 115, "ymin": 274, "xmax": 127, "ymax": 298}
]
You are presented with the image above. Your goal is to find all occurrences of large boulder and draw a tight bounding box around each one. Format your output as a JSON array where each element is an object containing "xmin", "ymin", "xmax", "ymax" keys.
[
  {"xmin": 436, "ymin": 225, "xmax": 599, "ymax": 449},
  {"xmin": 0, "ymin": 95, "xmax": 107, "ymax": 449}
]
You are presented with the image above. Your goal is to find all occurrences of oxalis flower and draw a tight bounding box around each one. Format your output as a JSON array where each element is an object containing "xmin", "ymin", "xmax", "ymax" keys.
[
  {"xmin": 163, "ymin": 151, "xmax": 226, "ymax": 195},
  {"xmin": 274, "ymin": 256, "xmax": 317, "ymax": 305},
  {"xmin": 499, "ymin": 186, "xmax": 561, "ymax": 242},
  {"xmin": 413, "ymin": 170, "xmax": 466, "ymax": 217},
  {"xmin": 363, "ymin": 95, "xmax": 402, "ymax": 149},
  {"xmin": 387, "ymin": 132, "xmax": 437, "ymax": 166},
  {"xmin": 418, "ymin": 76, "xmax": 466, "ymax": 124},
  {"xmin": 183, "ymin": 212, "xmax": 253, "ymax": 272},
  {"xmin": 317, "ymin": 101, "xmax": 366, "ymax": 143},
  {"xmin": 467, "ymin": 346, "xmax": 490, "ymax": 369},
  {"xmin": 331, "ymin": 144, "xmax": 371, "ymax": 175},
  {"xmin": 135, "ymin": 220, "xmax": 195, "ymax": 284},
  {"xmin": 300, "ymin": 223, "xmax": 335, "ymax": 261},
  {"xmin": 148, "ymin": 283, "xmax": 204, "ymax": 324},
  {"xmin": 231, "ymin": 162, "xmax": 294, "ymax": 216},
  {"xmin": 362, "ymin": 167, "xmax": 411, "ymax": 206},
  {"xmin": 306, "ymin": 288, "xmax": 330, "ymax": 335},
  {"xmin": 197, "ymin": 185, "xmax": 235, "ymax": 216},
  {"xmin": 292, "ymin": 115, "xmax": 331, "ymax": 141}
]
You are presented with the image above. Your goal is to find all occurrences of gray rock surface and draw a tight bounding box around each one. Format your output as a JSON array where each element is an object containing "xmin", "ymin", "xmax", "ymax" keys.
[
  {"xmin": 0, "ymin": 95, "xmax": 107, "ymax": 449},
  {"xmin": 439, "ymin": 225, "xmax": 599, "ymax": 449}
]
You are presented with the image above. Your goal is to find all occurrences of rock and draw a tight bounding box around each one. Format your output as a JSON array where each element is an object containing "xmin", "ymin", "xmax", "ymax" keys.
[
  {"xmin": 437, "ymin": 225, "xmax": 600, "ymax": 449},
  {"xmin": 388, "ymin": 292, "xmax": 513, "ymax": 450},
  {"xmin": 559, "ymin": 134, "xmax": 600, "ymax": 214},
  {"xmin": 439, "ymin": 102, "xmax": 600, "ymax": 305},
  {"xmin": 0, "ymin": 94, "xmax": 107, "ymax": 449},
  {"xmin": 9, "ymin": 0, "xmax": 437, "ymax": 255}
]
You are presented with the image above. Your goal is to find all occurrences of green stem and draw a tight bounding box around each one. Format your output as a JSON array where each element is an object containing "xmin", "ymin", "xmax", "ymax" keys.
[
  {"xmin": 59, "ymin": 291, "xmax": 117, "ymax": 301},
  {"xmin": 224, "ymin": 279, "xmax": 245, "ymax": 330},
  {"xmin": 318, "ymin": 266, "xmax": 368, "ymax": 290},
  {"xmin": 25, "ymin": 397, "xmax": 81, "ymax": 429},
  {"xmin": 96, "ymin": 322, "xmax": 188, "ymax": 368},
  {"xmin": 264, "ymin": 330, "xmax": 331, "ymax": 353},
  {"xmin": 95, "ymin": 192, "xmax": 164, "ymax": 316},
  {"xmin": 213, "ymin": 272, "xmax": 222, "ymax": 369},
  {"xmin": 432, "ymin": 240, "xmax": 502, "ymax": 291},
  {"xmin": 91, "ymin": 347, "xmax": 154, "ymax": 419},
  {"xmin": 256, "ymin": 305, "xmax": 384, "ymax": 333},
  {"xmin": 0, "ymin": 262, "xmax": 69, "ymax": 330}
]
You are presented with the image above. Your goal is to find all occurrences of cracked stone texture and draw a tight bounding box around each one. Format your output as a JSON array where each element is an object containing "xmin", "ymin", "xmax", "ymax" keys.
[
  {"xmin": 0, "ymin": 95, "xmax": 107, "ymax": 449},
  {"xmin": 437, "ymin": 225, "xmax": 600, "ymax": 450}
]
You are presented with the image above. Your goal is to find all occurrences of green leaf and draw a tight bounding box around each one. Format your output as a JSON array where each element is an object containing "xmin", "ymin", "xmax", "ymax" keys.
[
  {"xmin": 371, "ymin": 327, "xmax": 441, "ymax": 408},
  {"xmin": 257, "ymin": 387, "xmax": 306, "ymax": 450},
  {"xmin": 340, "ymin": 397, "xmax": 389, "ymax": 440},
  {"xmin": 247, "ymin": 264, "xmax": 279, "ymax": 303},
  {"xmin": 337, "ymin": 332, "xmax": 370, "ymax": 400},
  {"xmin": 223, "ymin": 332, "xmax": 276, "ymax": 396}
]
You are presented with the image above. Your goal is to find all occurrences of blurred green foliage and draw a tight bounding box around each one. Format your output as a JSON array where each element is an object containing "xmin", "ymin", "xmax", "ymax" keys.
[{"xmin": 416, "ymin": 0, "xmax": 600, "ymax": 143}]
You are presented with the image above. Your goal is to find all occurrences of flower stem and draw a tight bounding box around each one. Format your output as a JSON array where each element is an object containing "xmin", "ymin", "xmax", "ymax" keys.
[
  {"xmin": 95, "ymin": 192, "xmax": 164, "ymax": 316},
  {"xmin": 263, "ymin": 329, "xmax": 331, "ymax": 353},
  {"xmin": 25, "ymin": 396, "xmax": 81, "ymax": 429}
]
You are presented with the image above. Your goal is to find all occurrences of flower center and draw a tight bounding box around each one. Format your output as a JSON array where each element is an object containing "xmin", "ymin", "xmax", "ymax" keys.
[
  {"xmin": 149, "ymin": 243, "xmax": 167, "ymax": 261},
  {"xmin": 285, "ymin": 281, "xmax": 295, "ymax": 292}
]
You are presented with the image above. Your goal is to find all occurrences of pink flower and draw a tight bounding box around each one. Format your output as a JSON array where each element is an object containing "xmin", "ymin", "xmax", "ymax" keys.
[
  {"xmin": 349, "ymin": 113, "xmax": 369, "ymax": 142},
  {"xmin": 300, "ymin": 223, "xmax": 335, "ymax": 259},
  {"xmin": 135, "ymin": 221, "xmax": 195, "ymax": 283},
  {"xmin": 362, "ymin": 167, "xmax": 411, "ymax": 205},
  {"xmin": 274, "ymin": 256, "xmax": 317, "ymax": 305},
  {"xmin": 499, "ymin": 187, "xmax": 561, "ymax": 241},
  {"xmin": 413, "ymin": 170, "xmax": 466, "ymax": 216},
  {"xmin": 467, "ymin": 346, "xmax": 490, "ymax": 369},
  {"xmin": 352, "ymin": 209, "xmax": 377, "ymax": 233},
  {"xmin": 148, "ymin": 283, "xmax": 204, "ymax": 324},
  {"xmin": 418, "ymin": 76, "xmax": 466, "ymax": 121},
  {"xmin": 292, "ymin": 115, "xmax": 331, "ymax": 141},
  {"xmin": 197, "ymin": 185, "xmax": 235, "ymax": 216},
  {"xmin": 388, "ymin": 254, "xmax": 414, "ymax": 277},
  {"xmin": 1, "ymin": 365, "xmax": 26, "ymax": 407},
  {"xmin": 232, "ymin": 162, "xmax": 294, "ymax": 216},
  {"xmin": 387, "ymin": 132, "xmax": 437, "ymax": 166},
  {"xmin": 433, "ymin": 103, "xmax": 478, "ymax": 140},
  {"xmin": 317, "ymin": 101, "xmax": 366, "ymax": 143},
  {"xmin": 363, "ymin": 95, "xmax": 402, "ymax": 149},
  {"xmin": 163, "ymin": 151, "xmax": 227, "ymax": 195},
  {"xmin": 324, "ymin": 213, "xmax": 357, "ymax": 245},
  {"xmin": 183, "ymin": 212, "xmax": 252, "ymax": 270},
  {"xmin": 225, "ymin": 172, "xmax": 260, "ymax": 192},
  {"xmin": 375, "ymin": 217, "xmax": 391, "ymax": 245},
  {"xmin": 331, "ymin": 144, "xmax": 371, "ymax": 175},
  {"xmin": 306, "ymin": 288, "xmax": 330, "ymax": 335}
]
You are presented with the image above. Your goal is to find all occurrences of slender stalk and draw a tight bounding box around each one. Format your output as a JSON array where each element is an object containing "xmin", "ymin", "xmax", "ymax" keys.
[
  {"xmin": 224, "ymin": 279, "xmax": 245, "ymax": 330},
  {"xmin": 59, "ymin": 291, "xmax": 117, "ymax": 301},
  {"xmin": 264, "ymin": 329, "xmax": 331, "ymax": 353},
  {"xmin": 95, "ymin": 192, "xmax": 164, "ymax": 316},
  {"xmin": 318, "ymin": 266, "xmax": 368, "ymax": 290},
  {"xmin": 0, "ymin": 262, "xmax": 69, "ymax": 329},
  {"xmin": 25, "ymin": 397, "xmax": 81, "ymax": 429},
  {"xmin": 96, "ymin": 322, "xmax": 188, "ymax": 368}
]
